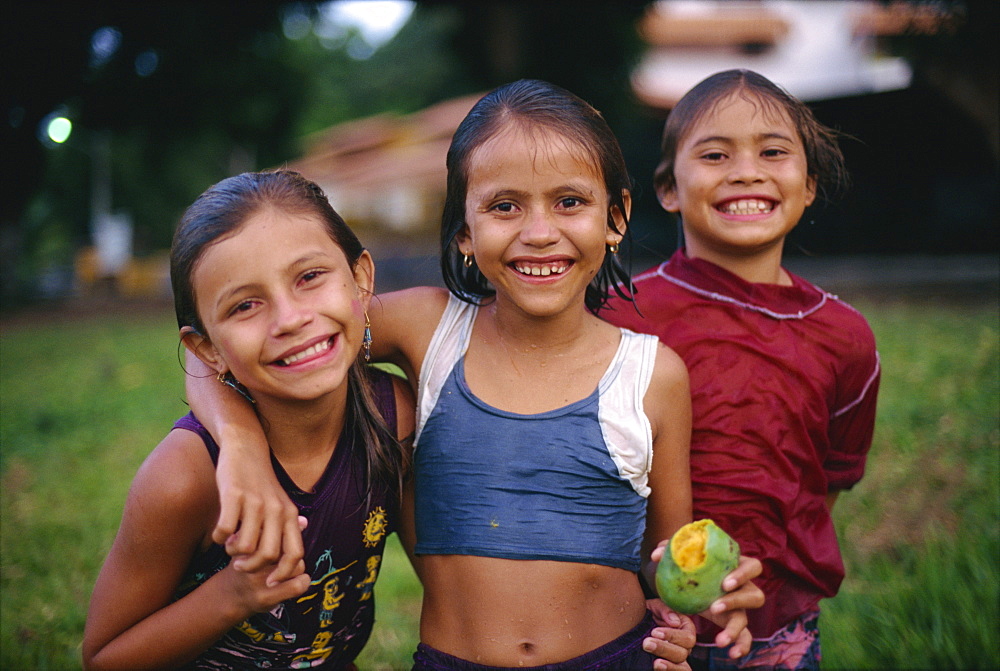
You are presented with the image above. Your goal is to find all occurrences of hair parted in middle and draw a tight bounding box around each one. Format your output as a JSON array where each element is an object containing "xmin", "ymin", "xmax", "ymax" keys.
[
  {"xmin": 653, "ymin": 69, "xmax": 848, "ymax": 203},
  {"xmin": 440, "ymin": 78, "xmax": 636, "ymax": 314}
]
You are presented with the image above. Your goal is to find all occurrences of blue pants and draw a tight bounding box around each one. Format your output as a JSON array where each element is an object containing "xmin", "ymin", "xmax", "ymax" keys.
[{"xmin": 411, "ymin": 611, "xmax": 657, "ymax": 671}]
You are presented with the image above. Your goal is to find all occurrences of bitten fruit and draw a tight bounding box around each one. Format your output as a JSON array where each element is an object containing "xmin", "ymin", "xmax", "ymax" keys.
[{"xmin": 655, "ymin": 519, "xmax": 740, "ymax": 614}]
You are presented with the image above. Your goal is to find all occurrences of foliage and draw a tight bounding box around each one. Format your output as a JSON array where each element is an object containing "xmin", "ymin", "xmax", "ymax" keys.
[
  {"xmin": 4, "ymin": 3, "xmax": 473, "ymax": 305},
  {"xmin": 286, "ymin": 4, "xmax": 475, "ymax": 138},
  {"xmin": 821, "ymin": 299, "xmax": 999, "ymax": 670},
  {"xmin": 1, "ymin": 296, "xmax": 996, "ymax": 668}
]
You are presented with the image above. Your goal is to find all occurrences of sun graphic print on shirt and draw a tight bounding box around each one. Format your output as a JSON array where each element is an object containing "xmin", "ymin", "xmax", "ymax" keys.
[{"xmin": 362, "ymin": 506, "xmax": 388, "ymax": 547}]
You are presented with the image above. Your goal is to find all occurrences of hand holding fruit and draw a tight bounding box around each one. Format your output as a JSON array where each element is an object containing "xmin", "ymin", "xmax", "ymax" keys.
[{"xmin": 653, "ymin": 520, "xmax": 764, "ymax": 658}]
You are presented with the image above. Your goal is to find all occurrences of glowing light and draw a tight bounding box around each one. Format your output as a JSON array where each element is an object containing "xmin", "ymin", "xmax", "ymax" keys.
[
  {"xmin": 90, "ymin": 26, "xmax": 122, "ymax": 68},
  {"xmin": 46, "ymin": 117, "xmax": 72, "ymax": 144},
  {"xmin": 322, "ymin": 1, "xmax": 414, "ymax": 49}
]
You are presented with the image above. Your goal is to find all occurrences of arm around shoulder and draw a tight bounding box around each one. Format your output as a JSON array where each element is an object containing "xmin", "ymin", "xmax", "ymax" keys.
[{"xmin": 369, "ymin": 286, "xmax": 450, "ymax": 383}]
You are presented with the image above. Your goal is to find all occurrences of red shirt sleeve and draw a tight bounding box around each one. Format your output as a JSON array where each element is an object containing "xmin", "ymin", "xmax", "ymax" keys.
[{"xmin": 824, "ymin": 348, "xmax": 880, "ymax": 490}]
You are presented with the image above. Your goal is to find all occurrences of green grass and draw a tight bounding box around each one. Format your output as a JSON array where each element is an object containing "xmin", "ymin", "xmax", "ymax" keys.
[
  {"xmin": 1, "ymin": 298, "xmax": 997, "ymax": 669},
  {"xmin": 821, "ymin": 300, "xmax": 999, "ymax": 670}
]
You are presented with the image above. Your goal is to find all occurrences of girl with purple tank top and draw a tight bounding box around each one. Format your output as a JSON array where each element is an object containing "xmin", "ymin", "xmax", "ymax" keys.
[{"xmin": 83, "ymin": 171, "xmax": 413, "ymax": 670}]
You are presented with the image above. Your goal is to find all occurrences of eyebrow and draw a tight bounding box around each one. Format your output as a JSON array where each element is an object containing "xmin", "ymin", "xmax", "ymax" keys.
[
  {"xmin": 691, "ymin": 132, "xmax": 796, "ymax": 147},
  {"xmin": 475, "ymin": 183, "xmax": 598, "ymax": 201}
]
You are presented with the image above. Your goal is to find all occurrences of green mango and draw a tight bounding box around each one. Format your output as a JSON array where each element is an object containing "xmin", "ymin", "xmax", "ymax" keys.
[{"xmin": 655, "ymin": 519, "xmax": 740, "ymax": 614}]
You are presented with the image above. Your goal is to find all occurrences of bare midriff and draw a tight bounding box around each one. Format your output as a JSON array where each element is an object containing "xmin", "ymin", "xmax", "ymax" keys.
[{"xmin": 418, "ymin": 554, "xmax": 647, "ymax": 666}]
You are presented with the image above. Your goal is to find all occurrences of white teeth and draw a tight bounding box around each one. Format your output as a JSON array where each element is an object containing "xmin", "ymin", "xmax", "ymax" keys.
[
  {"xmin": 514, "ymin": 263, "xmax": 566, "ymax": 277},
  {"xmin": 280, "ymin": 339, "xmax": 331, "ymax": 365},
  {"xmin": 723, "ymin": 199, "xmax": 773, "ymax": 215}
]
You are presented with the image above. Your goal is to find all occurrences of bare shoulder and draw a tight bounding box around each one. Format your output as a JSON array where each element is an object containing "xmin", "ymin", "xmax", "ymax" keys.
[
  {"xmin": 643, "ymin": 340, "xmax": 691, "ymax": 433},
  {"xmin": 127, "ymin": 428, "xmax": 219, "ymax": 540},
  {"xmin": 650, "ymin": 340, "xmax": 689, "ymax": 393}
]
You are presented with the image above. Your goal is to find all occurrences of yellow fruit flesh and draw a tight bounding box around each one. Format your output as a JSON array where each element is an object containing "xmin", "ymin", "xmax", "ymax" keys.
[{"xmin": 671, "ymin": 520, "xmax": 709, "ymax": 571}]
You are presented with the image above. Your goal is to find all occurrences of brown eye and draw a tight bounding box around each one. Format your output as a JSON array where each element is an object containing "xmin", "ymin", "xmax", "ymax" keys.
[{"xmin": 230, "ymin": 300, "xmax": 255, "ymax": 316}]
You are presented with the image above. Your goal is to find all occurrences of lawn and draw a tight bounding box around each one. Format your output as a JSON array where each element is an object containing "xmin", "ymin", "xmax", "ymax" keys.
[{"xmin": 1, "ymin": 296, "xmax": 997, "ymax": 669}]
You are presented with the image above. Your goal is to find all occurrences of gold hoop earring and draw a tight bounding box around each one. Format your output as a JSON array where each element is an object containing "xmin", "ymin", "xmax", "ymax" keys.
[
  {"xmin": 363, "ymin": 311, "xmax": 372, "ymax": 362},
  {"xmin": 463, "ymin": 253, "xmax": 474, "ymax": 268},
  {"xmin": 608, "ymin": 243, "xmax": 619, "ymax": 255}
]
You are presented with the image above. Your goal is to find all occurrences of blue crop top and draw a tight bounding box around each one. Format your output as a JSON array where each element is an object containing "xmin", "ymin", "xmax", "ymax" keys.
[{"xmin": 413, "ymin": 296, "xmax": 659, "ymax": 572}]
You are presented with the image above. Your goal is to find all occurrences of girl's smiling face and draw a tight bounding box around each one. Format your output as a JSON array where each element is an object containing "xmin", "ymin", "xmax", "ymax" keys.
[
  {"xmin": 187, "ymin": 207, "xmax": 372, "ymax": 404},
  {"xmin": 661, "ymin": 92, "xmax": 817, "ymax": 268},
  {"xmin": 458, "ymin": 126, "xmax": 626, "ymax": 318}
]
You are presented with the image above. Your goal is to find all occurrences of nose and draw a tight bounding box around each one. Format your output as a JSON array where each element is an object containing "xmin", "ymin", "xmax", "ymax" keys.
[
  {"xmin": 518, "ymin": 208, "xmax": 560, "ymax": 247},
  {"xmin": 271, "ymin": 292, "xmax": 313, "ymax": 336},
  {"xmin": 727, "ymin": 152, "xmax": 765, "ymax": 185}
]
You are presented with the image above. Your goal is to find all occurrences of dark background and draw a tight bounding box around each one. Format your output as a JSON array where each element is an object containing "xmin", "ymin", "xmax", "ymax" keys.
[{"xmin": 3, "ymin": 1, "xmax": 997, "ymax": 307}]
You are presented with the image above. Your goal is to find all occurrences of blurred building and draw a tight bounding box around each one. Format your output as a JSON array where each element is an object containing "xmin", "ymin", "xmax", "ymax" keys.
[
  {"xmin": 286, "ymin": 93, "xmax": 481, "ymax": 254},
  {"xmin": 631, "ymin": 0, "xmax": 940, "ymax": 106}
]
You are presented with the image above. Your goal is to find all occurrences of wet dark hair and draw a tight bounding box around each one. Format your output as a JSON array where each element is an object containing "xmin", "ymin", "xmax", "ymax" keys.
[
  {"xmin": 440, "ymin": 79, "xmax": 635, "ymax": 314},
  {"xmin": 653, "ymin": 69, "xmax": 848, "ymax": 202},
  {"xmin": 170, "ymin": 169, "xmax": 406, "ymax": 499}
]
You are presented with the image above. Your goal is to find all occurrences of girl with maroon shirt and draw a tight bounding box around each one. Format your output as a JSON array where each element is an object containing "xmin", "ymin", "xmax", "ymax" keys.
[{"xmin": 603, "ymin": 69, "xmax": 880, "ymax": 670}]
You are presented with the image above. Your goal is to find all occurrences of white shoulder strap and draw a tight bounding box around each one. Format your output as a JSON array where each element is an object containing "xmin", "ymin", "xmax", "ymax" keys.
[
  {"xmin": 415, "ymin": 295, "xmax": 477, "ymax": 445},
  {"xmin": 598, "ymin": 329, "xmax": 658, "ymax": 497}
]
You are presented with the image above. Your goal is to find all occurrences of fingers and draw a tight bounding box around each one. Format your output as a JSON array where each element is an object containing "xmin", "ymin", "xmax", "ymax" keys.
[
  {"xmin": 644, "ymin": 599, "xmax": 696, "ymax": 669},
  {"xmin": 228, "ymin": 498, "xmax": 302, "ymax": 573},
  {"xmin": 265, "ymin": 516, "xmax": 308, "ymax": 586},
  {"xmin": 721, "ymin": 555, "xmax": 762, "ymax": 592},
  {"xmin": 710, "ymin": 605, "xmax": 747, "ymax": 650},
  {"xmin": 253, "ymin": 564, "xmax": 311, "ymax": 612},
  {"xmin": 643, "ymin": 625, "xmax": 696, "ymax": 665},
  {"xmin": 225, "ymin": 501, "xmax": 264, "ymax": 558},
  {"xmin": 713, "ymin": 583, "xmax": 765, "ymax": 615},
  {"xmin": 212, "ymin": 493, "xmax": 243, "ymax": 546},
  {"xmin": 651, "ymin": 657, "xmax": 691, "ymax": 671},
  {"xmin": 726, "ymin": 626, "xmax": 754, "ymax": 660}
]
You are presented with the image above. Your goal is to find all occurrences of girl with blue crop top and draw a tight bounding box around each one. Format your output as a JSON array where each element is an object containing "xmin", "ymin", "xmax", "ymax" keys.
[
  {"xmin": 189, "ymin": 81, "xmax": 766, "ymax": 670},
  {"xmin": 83, "ymin": 171, "xmax": 415, "ymax": 670}
]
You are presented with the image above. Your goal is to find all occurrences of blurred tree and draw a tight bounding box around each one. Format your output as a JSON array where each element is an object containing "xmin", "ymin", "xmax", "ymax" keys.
[
  {"xmin": 286, "ymin": 3, "xmax": 476, "ymax": 136},
  {"xmin": 419, "ymin": 0, "xmax": 652, "ymax": 128},
  {"xmin": 0, "ymin": 2, "xmax": 480, "ymax": 304},
  {"xmin": 2, "ymin": 2, "xmax": 308, "ymax": 302}
]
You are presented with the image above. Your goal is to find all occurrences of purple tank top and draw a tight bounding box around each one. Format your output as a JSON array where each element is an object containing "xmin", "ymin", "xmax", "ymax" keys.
[{"xmin": 173, "ymin": 369, "xmax": 399, "ymax": 670}]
